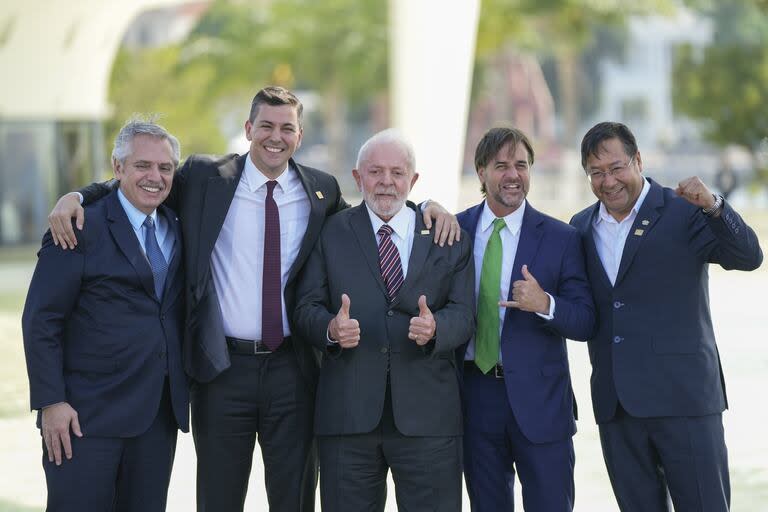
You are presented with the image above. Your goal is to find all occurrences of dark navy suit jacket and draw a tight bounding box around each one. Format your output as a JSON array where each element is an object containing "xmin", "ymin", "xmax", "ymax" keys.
[
  {"xmin": 570, "ymin": 178, "xmax": 763, "ymax": 423},
  {"xmin": 457, "ymin": 201, "xmax": 595, "ymax": 444},
  {"xmin": 23, "ymin": 190, "xmax": 189, "ymax": 436}
]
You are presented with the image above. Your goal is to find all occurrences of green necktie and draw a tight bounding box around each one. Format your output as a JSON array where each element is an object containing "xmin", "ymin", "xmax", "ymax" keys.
[{"xmin": 475, "ymin": 218, "xmax": 506, "ymax": 374}]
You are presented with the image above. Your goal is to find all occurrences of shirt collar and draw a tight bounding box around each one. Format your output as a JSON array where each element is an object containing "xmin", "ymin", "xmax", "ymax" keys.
[
  {"xmin": 480, "ymin": 199, "xmax": 526, "ymax": 236},
  {"xmin": 242, "ymin": 155, "xmax": 291, "ymax": 193},
  {"xmin": 596, "ymin": 177, "xmax": 651, "ymax": 225},
  {"xmin": 117, "ymin": 188, "xmax": 157, "ymax": 230},
  {"xmin": 366, "ymin": 203, "xmax": 414, "ymax": 240}
]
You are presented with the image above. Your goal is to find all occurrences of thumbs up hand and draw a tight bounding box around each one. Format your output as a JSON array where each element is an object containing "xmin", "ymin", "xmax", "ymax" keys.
[
  {"xmin": 328, "ymin": 294, "xmax": 360, "ymax": 348},
  {"xmin": 409, "ymin": 295, "xmax": 436, "ymax": 346},
  {"xmin": 500, "ymin": 264, "xmax": 550, "ymax": 314}
]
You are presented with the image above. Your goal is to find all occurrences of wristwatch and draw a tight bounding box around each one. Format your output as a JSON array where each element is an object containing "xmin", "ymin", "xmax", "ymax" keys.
[{"xmin": 702, "ymin": 194, "xmax": 724, "ymax": 217}]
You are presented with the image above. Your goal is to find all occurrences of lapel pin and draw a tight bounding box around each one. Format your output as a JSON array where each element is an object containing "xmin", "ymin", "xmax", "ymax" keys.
[
  {"xmin": 420, "ymin": 229, "xmax": 430, "ymax": 235},
  {"xmin": 315, "ymin": 191, "xmax": 324, "ymax": 199},
  {"xmin": 641, "ymin": 219, "xmax": 650, "ymax": 226},
  {"xmin": 634, "ymin": 229, "xmax": 644, "ymax": 236}
]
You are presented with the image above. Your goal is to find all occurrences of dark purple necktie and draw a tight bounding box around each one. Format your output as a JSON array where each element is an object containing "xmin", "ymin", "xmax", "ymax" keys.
[
  {"xmin": 262, "ymin": 180, "xmax": 283, "ymax": 351},
  {"xmin": 377, "ymin": 224, "xmax": 404, "ymax": 301}
]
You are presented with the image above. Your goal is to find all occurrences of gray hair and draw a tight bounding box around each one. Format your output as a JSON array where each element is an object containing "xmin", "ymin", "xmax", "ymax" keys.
[
  {"xmin": 355, "ymin": 129, "xmax": 416, "ymax": 172},
  {"xmin": 112, "ymin": 115, "xmax": 181, "ymax": 167}
]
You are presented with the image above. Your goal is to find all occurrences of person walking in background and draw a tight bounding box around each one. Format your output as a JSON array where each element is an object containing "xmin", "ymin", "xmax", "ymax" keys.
[
  {"xmin": 457, "ymin": 126, "xmax": 595, "ymax": 511},
  {"xmin": 570, "ymin": 121, "xmax": 763, "ymax": 512},
  {"xmin": 23, "ymin": 118, "xmax": 189, "ymax": 511}
]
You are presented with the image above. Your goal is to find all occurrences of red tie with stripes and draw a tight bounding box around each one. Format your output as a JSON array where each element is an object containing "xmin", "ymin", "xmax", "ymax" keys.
[
  {"xmin": 262, "ymin": 180, "xmax": 283, "ymax": 351},
  {"xmin": 377, "ymin": 224, "xmax": 404, "ymax": 301}
]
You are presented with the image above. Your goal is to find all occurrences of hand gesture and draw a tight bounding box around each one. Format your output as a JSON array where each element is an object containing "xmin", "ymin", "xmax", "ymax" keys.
[
  {"xmin": 48, "ymin": 192, "xmax": 85, "ymax": 249},
  {"xmin": 675, "ymin": 177, "xmax": 716, "ymax": 209},
  {"xmin": 423, "ymin": 201, "xmax": 461, "ymax": 247},
  {"xmin": 41, "ymin": 402, "xmax": 82, "ymax": 465},
  {"xmin": 499, "ymin": 265, "xmax": 550, "ymax": 314},
  {"xmin": 328, "ymin": 294, "xmax": 360, "ymax": 348},
  {"xmin": 409, "ymin": 295, "xmax": 436, "ymax": 346}
]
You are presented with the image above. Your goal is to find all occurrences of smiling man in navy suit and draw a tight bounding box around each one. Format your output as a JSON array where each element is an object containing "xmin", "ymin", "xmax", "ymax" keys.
[
  {"xmin": 570, "ymin": 122, "xmax": 763, "ymax": 512},
  {"xmin": 457, "ymin": 127, "xmax": 595, "ymax": 511},
  {"xmin": 22, "ymin": 118, "xmax": 189, "ymax": 512}
]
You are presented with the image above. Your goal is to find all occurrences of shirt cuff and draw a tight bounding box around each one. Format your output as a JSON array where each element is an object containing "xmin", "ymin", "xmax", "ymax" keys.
[
  {"xmin": 74, "ymin": 192, "xmax": 84, "ymax": 204},
  {"xmin": 535, "ymin": 293, "xmax": 555, "ymax": 320},
  {"xmin": 326, "ymin": 326, "xmax": 339, "ymax": 345}
]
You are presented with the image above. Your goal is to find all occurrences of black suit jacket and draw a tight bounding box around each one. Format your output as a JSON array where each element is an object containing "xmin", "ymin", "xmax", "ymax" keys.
[
  {"xmin": 293, "ymin": 202, "xmax": 475, "ymax": 437},
  {"xmin": 570, "ymin": 178, "xmax": 762, "ymax": 423},
  {"xmin": 80, "ymin": 154, "xmax": 349, "ymax": 386},
  {"xmin": 23, "ymin": 190, "xmax": 189, "ymax": 436}
]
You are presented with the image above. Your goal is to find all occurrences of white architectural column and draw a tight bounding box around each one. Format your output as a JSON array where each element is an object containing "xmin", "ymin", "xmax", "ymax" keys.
[{"xmin": 389, "ymin": 0, "xmax": 480, "ymax": 211}]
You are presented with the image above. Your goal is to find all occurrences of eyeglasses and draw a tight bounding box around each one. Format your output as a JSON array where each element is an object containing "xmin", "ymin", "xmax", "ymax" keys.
[{"xmin": 586, "ymin": 156, "xmax": 635, "ymax": 183}]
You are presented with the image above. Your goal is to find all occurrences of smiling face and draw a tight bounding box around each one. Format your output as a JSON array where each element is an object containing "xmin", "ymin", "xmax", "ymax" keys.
[
  {"xmin": 113, "ymin": 134, "xmax": 175, "ymax": 215},
  {"xmin": 478, "ymin": 141, "xmax": 530, "ymax": 217},
  {"xmin": 244, "ymin": 104, "xmax": 303, "ymax": 179},
  {"xmin": 353, "ymin": 140, "xmax": 419, "ymax": 222},
  {"xmin": 585, "ymin": 137, "xmax": 644, "ymax": 221}
]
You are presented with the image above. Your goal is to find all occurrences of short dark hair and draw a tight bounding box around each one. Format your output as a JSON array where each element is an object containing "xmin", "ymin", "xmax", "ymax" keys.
[
  {"xmin": 474, "ymin": 127, "xmax": 535, "ymax": 172},
  {"xmin": 580, "ymin": 122, "xmax": 638, "ymax": 169},
  {"xmin": 248, "ymin": 86, "xmax": 304, "ymax": 125}
]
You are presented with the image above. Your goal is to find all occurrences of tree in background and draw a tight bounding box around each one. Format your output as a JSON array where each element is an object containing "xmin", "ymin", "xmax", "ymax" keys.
[{"xmin": 673, "ymin": 0, "xmax": 768, "ymax": 183}]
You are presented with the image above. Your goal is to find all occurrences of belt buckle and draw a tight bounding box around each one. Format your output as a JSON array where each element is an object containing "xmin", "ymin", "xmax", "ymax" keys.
[
  {"xmin": 493, "ymin": 364, "xmax": 504, "ymax": 379},
  {"xmin": 253, "ymin": 342, "xmax": 272, "ymax": 355}
]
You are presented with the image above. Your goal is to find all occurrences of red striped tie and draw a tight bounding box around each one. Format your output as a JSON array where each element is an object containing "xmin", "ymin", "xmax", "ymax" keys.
[{"xmin": 377, "ymin": 224, "xmax": 404, "ymax": 301}]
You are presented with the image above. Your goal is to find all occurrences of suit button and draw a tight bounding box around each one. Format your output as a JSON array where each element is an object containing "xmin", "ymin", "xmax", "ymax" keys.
[
  {"xmin": 381, "ymin": 347, "xmax": 388, "ymax": 354},
  {"xmin": 387, "ymin": 310, "xmax": 393, "ymax": 317},
  {"xmin": 613, "ymin": 301, "xmax": 624, "ymax": 309},
  {"xmin": 160, "ymin": 314, "xmax": 166, "ymax": 320},
  {"xmin": 159, "ymin": 351, "xmax": 166, "ymax": 358},
  {"xmin": 613, "ymin": 336, "xmax": 623, "ymax": 344}
]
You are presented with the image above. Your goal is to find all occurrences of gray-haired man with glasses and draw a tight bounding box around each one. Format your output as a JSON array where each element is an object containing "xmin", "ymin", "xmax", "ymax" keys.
[{"xmin": 570, "ymin": 121, "xmax": 762, "ymax": 512}]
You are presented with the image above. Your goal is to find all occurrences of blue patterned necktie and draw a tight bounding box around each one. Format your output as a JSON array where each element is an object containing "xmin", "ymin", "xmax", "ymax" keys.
[{"xmin": 143, "ymin": 215, "xmax": 168, "ymax": 300}]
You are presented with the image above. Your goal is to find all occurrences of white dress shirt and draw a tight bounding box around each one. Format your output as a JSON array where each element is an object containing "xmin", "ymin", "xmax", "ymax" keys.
[
  {"xmin": 365, "ymin": 203, "xmax": 416, "ymax": 277},
  {"xmin": 464, "ymin": 201, "xmax": 554, "ymax": 361},
  {"xmin": 117, "ymin": 189, "xmax": 174, "ymax": 262},
  {"xmin": 212, "ymin": 156, "xmax": 311, "ymax": 340},
  {"xmin": 592, "ymin": 178, "xmax": 651, "ymax": 285}
]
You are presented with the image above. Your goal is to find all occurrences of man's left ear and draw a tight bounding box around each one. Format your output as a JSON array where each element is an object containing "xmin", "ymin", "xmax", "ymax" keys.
[{"xmin": 410, "ymin": 172, "xmax": 419, "ymax": 188}]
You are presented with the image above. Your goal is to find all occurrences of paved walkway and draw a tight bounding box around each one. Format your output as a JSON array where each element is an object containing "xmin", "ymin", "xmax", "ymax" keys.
[{"xmin": 2, "ymin": 267, "xmax": 767, "ymax": 511}]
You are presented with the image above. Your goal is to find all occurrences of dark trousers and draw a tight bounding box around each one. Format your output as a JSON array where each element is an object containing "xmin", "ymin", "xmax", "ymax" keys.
[
  {"xmin": 318, "ymin": 383, "xmax": 462, "ymax": 512},
  {"xmin": 43, "ymin": 383, "xmax": 178, "ymax": 512},
  {"xmin": 463, "ymin": 365, "xmax": 575, "ymax": 512},
  {"xmin": 599, "ymin": 404, "xmax": 730, "ymax": 512},
  {"xmin": 191, "ymin": 344, "xmax": 316, "ymax": 512}
]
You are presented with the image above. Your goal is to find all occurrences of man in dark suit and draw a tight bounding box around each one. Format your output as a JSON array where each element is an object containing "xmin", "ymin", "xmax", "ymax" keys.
[
  {"xmin": 22, "ymin": 118, "xmax": 189, "ymax": 511},
  {"xmin": 570, "ymin": 121, "xmax": 763, "ymax": 512},
  {"xmin": 456, "ymin": 127, "xmax": 595, "ymax": 511},
  {"xmin": 293, "ymin": 129, "xmax": 475, "ymax": 511},
  {"xmin": 47, "ymin": 87, "xmax": 459, "ymax": 511}
]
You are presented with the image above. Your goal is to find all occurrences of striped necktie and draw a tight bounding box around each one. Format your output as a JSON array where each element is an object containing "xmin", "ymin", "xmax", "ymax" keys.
[{"xmin": 377, "ymin": 224, "xmax": 404, "ymax": 301}]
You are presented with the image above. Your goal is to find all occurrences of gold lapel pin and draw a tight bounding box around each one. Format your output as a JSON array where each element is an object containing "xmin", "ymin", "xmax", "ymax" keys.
[
  {"xmin": 641, "ymin": 219, "xmax": 650, "ymax": 226},
  {"xmin": 420, "ymin": 229, "xmax": 430, "ymax": 235},
  {"xmin": 315, "ymin": 191, "xmax": 324, "ymax": 199},
  {"xmin": 634, "ymin": 229, "xmax": 644, "ymax": 236}
]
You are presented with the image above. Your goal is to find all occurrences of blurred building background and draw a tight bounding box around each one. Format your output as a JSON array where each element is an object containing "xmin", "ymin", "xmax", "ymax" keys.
[{"xmin": 0, "ymin": 0, "xmax": 766, "ymax": 244}]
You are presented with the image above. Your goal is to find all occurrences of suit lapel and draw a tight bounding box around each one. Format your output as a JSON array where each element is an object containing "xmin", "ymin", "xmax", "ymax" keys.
[
  {"xmin": 391, "ymin": 202, "xmax": 430, "ymax": 307},
  {"xmin": 507, "ymin": 204, "xmax": 544, "ymax": 300},
  {"xmin": 614, "ymin": 179, "xmax": 664, "ymax": 286},
  {"xmin": 458, "ymin": 202, "xmax": 483, "ymax": 237},
  {"xmin": 105, "ymin": 191, "xmax": 157, "ymax": 300},
  {"xmin": 288, "ymin": 160, "xmax": 327, "ymax": 284},
  {"xmin": 349, "ymin": 203, "xmax": 390, "ymax": 299},
  {"xmin": 160, "ymin": 205, "xmax": 183, "ymax": 309},
  {"xmin": 195, "ymin": 154, "xmax": 246, "ymax": 286},
  {"xmin": 580, "ymin": 203, "xmax": 614, "ymax": 290}
]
